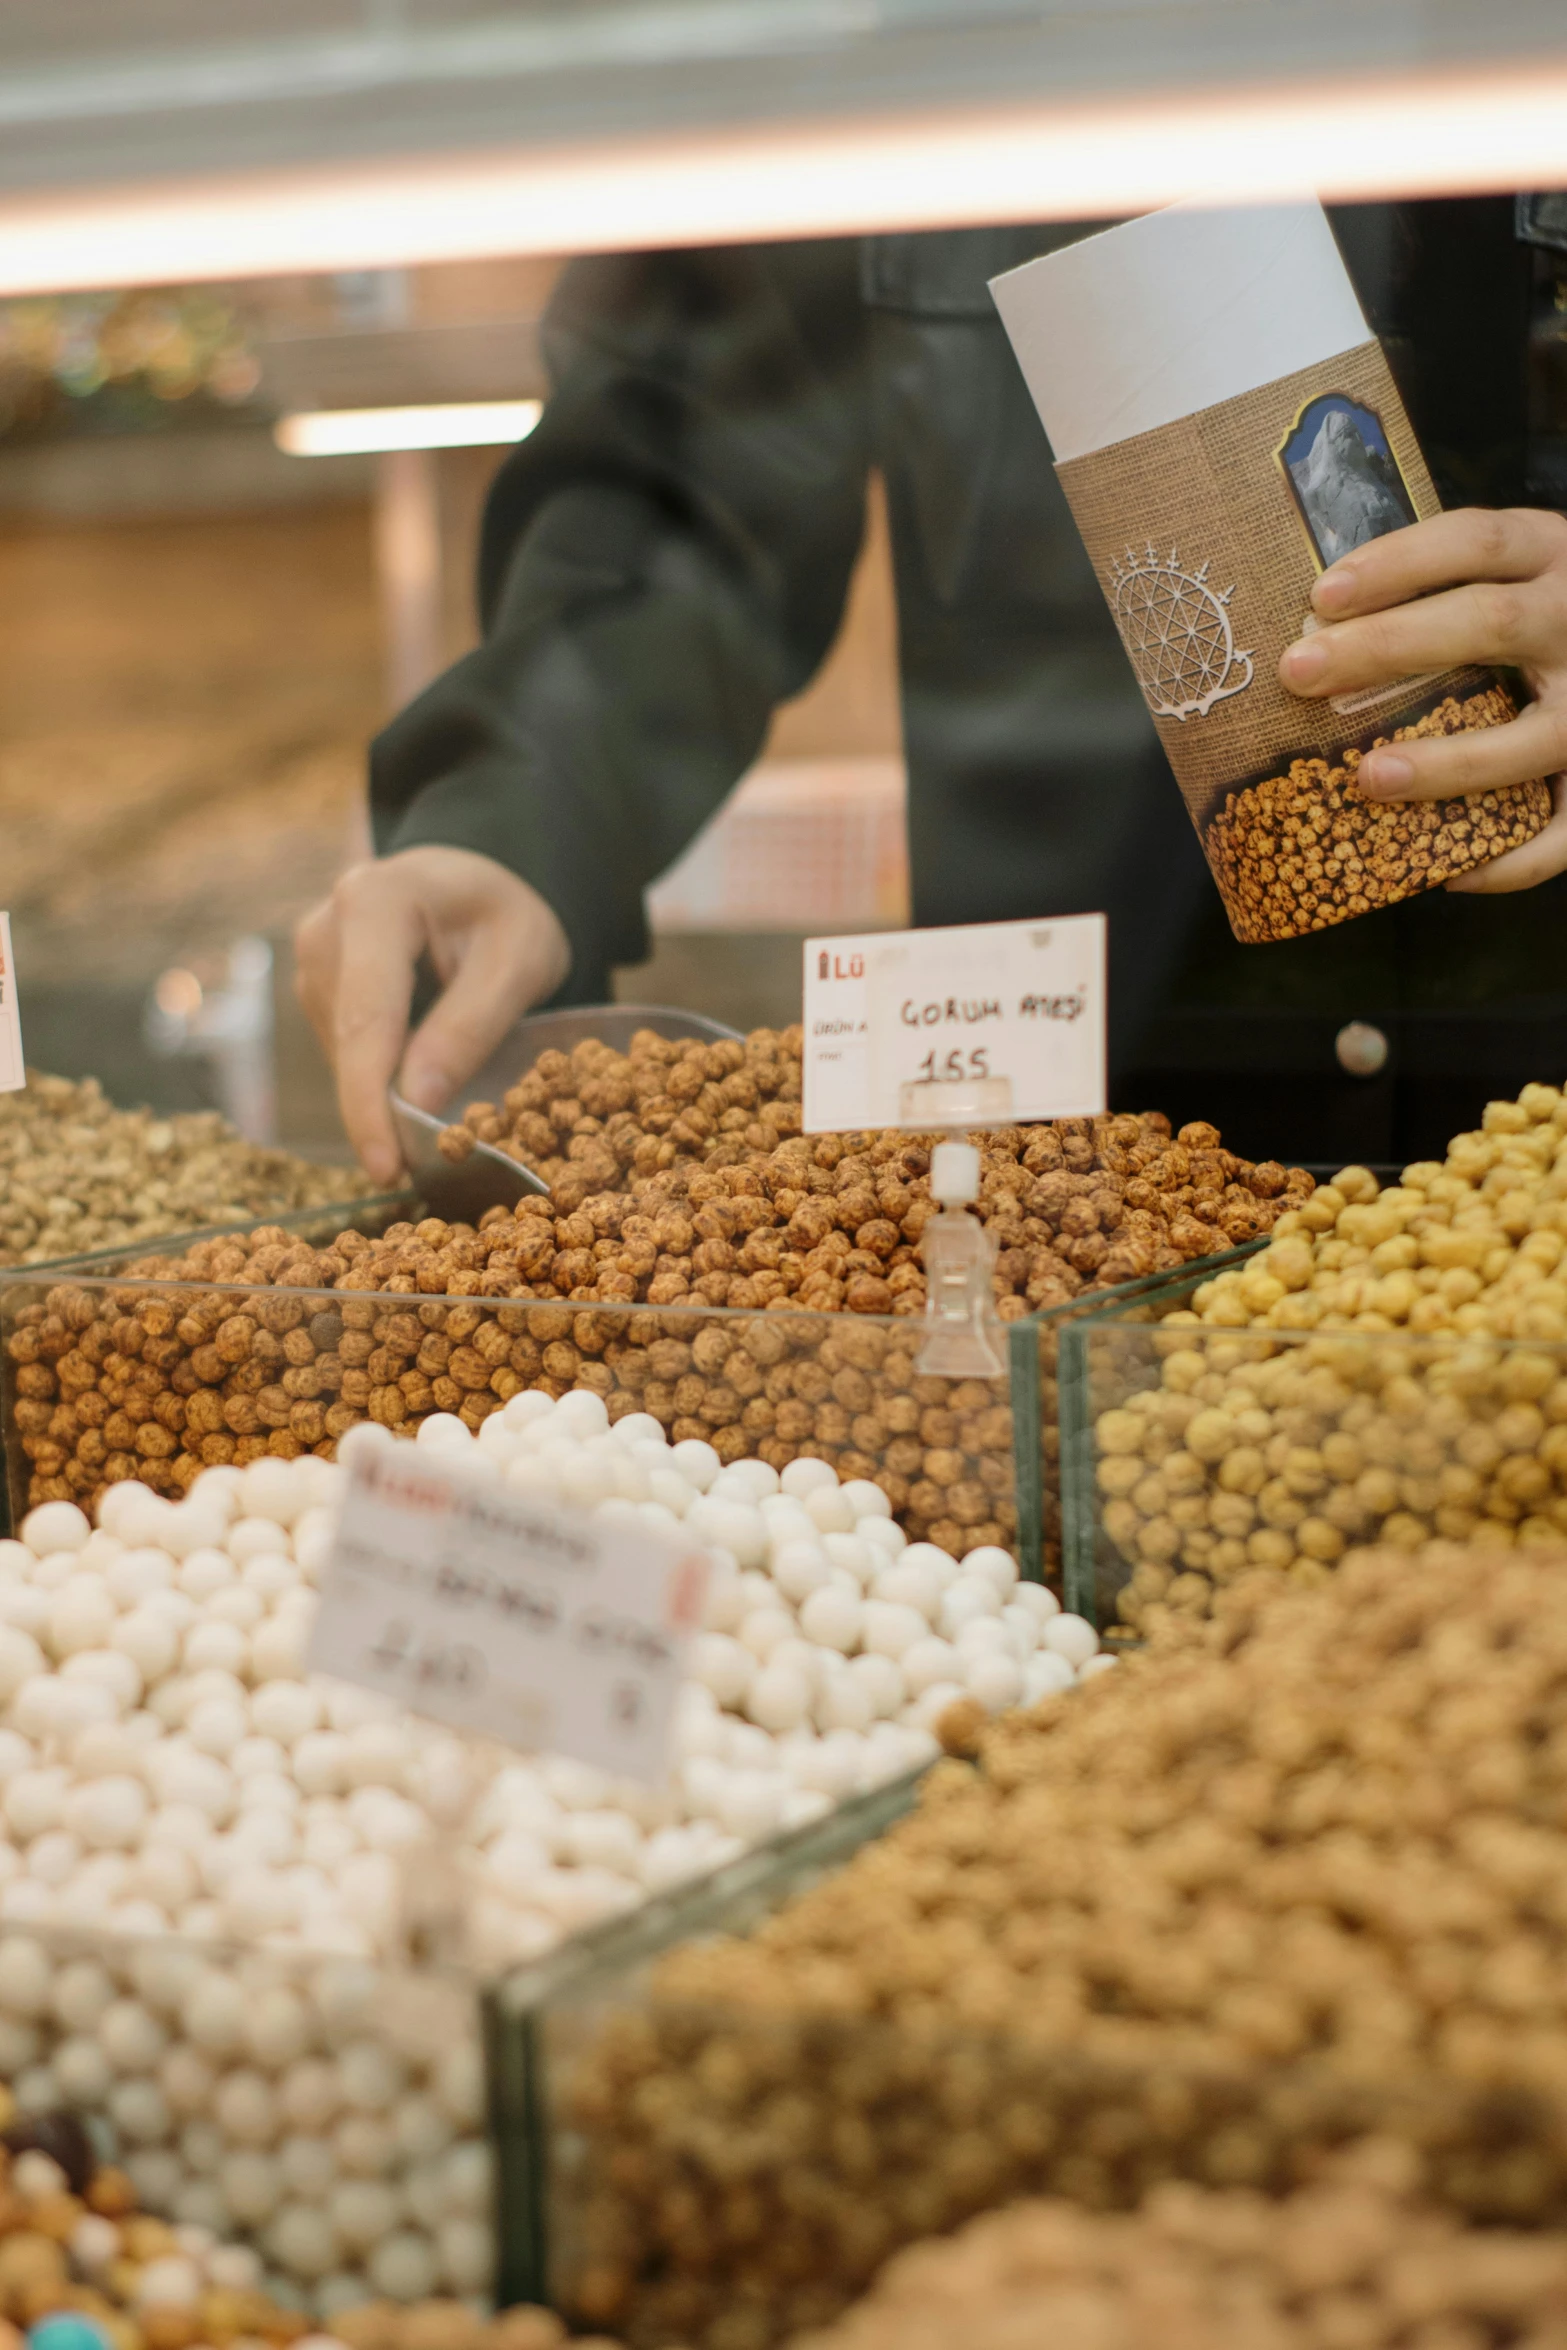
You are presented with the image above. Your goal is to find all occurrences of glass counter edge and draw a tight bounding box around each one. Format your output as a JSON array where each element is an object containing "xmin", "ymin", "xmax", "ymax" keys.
[
  {"xmin": 0, "ymin": 1190, "xmax": 418, "ymax": 1280},
  {"xmin": 491, "ymin": 1762, "xmax": 926, "ymax": 2024},
  {"xmin": 0, "ymin": 1762, "xmax": 927, "ymax": 2005}
]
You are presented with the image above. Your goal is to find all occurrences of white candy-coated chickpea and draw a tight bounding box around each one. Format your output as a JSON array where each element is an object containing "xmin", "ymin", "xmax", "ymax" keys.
[
  {"xmin": 21, "ymin": 1502, "xmax": 90, "ymax": 1556},
  {"xmin": 1042, "ymin": 1613, "xmax": 1100, "ymax": 1668}
]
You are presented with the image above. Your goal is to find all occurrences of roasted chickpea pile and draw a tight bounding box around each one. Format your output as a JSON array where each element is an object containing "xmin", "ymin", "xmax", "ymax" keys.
[
  {"xmin": 794, "ymin": 2144, "xmax": 1567, "ymax": 2350},
  {"xmin": 436, "ymin": 1029, "xmax": 805, "ymax": 1204},
  {"xmin": 7, "ymin": 1267, "xmax": 1018, "ymax": 1556},
  {"xmin": 0, "ymin": 1076, "xmax": 371, "ymax": 1270},
  {"xmin": 438, "ymin": 1029, "xmax": 1307, "ymax": 1313},
  {"xmin": 7, "ymin": 1066, "xmax": 1306, "ymax": 1538},
  {"xmin": 1093, "ymin": 1084, "xmax": 1567, "ymax": 1631},
  {"xmin": 1205, "ymin": 687, "xmax": 1545, "ymax": 944},
  {"xmin": 555, "ymin": 1545, "xmax": 1567, "ymax": 2347}
]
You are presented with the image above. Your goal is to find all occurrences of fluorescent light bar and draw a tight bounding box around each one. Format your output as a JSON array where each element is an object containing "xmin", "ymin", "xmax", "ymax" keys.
[
  {"xmin": 1, "ymin": 59, "xmax": 1566, "ymax": 297},
  {"xmin": 275, "ymin": 398, "xmax": 542, "ymax": 455}
]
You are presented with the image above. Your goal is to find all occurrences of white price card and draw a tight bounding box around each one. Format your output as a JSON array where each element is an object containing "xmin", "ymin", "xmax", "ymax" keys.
[
  {"xmin": 802, "ymin": 914, "xmax": 1106, "ymax": 1134},
  {"xmin": 0, "ymin": 915, "xmax": 23, "ymax": 1094},
  {"xmin": 310, "ymin": 1446, "xmax": 710, "ymax": 1783}
]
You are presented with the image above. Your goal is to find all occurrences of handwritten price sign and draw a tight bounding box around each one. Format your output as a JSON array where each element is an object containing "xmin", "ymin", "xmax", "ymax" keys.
[
  {"xmin": 802, "ymin": 914, "xmax": 1106, "ymax": 1134},
  {"xmin": 310, "ymin": 1446, "xmax": 709, "ymax": 1782}
]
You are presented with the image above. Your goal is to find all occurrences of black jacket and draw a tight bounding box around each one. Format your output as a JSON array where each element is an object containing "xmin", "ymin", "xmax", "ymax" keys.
[{"xmin": 371, "ymin": 198, "xmax": 1560, "ymax": 1160}]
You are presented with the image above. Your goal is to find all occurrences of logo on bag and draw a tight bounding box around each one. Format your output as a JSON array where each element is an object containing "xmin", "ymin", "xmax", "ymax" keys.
[
  {"xmin": 1276, "ymin": 392, "xmax": 1416, "ymax": 571},
  {"xmin": 1107, "ymin": 543, "xmax": 1255, "ymax": 723}
]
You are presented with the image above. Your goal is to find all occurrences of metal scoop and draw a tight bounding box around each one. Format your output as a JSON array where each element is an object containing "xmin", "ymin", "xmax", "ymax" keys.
[{"xmin": 389, "ymin": 1002, "xmax": 744, "ymax": 1224}]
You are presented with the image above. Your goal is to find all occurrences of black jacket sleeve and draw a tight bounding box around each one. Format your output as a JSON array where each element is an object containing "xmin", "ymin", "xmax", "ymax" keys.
[{"xmin": 368, "ymin": 240, "xmax": 871, "ymax": 1002}]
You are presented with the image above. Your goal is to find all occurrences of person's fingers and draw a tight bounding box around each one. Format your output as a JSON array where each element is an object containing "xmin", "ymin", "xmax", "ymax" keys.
[
  {"xmin": 291, "ymin": 898, "xmax": 340, "ymax": 1059},
  {"xmin": 401, "ymin": 873, "xmax": 571, "ymax": 1111},
  {"xmin": 1357, "ymin": 700, "xmax": 1567, "ymax": 802},
  {"xmin": 1446, "ymin": 778, "xmax": 1567, "ymax": 893},
  {"xmin": 329, "ymin": 865, "xmax": 424, "ymax": 1185},
  {"xmin": 1281, "ymin": 578, "xmax": 1560, "ymax": 700},
  {"xmin": 400, "ymin": 922, "xmax": 543, "ymax": 1114},
  {"xmin": 1310, "ymin": 508, "xmax": 1567, "ymax": 619}
]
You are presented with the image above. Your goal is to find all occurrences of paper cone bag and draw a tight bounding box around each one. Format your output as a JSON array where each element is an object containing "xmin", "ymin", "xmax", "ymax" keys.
[{"xmin": 992, "ymin": 200, "xmax": 1550, "ymax": 944}]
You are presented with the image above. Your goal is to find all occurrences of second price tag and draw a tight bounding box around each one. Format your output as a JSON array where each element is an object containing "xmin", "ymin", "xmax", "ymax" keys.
[
  {"xmin": 803, "ymin": 913, "xmax": 1107, "ymax": 1134},
  {"xmin": 310, "ymin": 1444, "xmax": 710, "ymax": 1783}
]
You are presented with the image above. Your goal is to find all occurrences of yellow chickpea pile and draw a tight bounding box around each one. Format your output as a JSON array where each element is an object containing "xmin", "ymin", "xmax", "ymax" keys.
[
  {"xmin": 1091, "ymin": 1083, "xmax": 1567, "ymax": 1630},
  {"xmin": 1193, "ymin": 1083, "xmax": 1567, "ymax": 1343}
]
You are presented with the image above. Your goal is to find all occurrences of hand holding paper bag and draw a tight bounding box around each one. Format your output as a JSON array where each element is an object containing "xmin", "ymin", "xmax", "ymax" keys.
[
  {"xmin": 991, "ymin": 200, "xmax": 1554, "ymax": 944},
  {"xmin": 1280, "ymin": 506, "xmax": 1567, "ymax": 894}
]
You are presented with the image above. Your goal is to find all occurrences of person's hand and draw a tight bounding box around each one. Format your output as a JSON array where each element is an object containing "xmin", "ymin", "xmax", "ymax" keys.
[
  {"xmin": 1277, "ymin": 507, "xmax": 1567, "ymax": 893},
  {"xmin": 294, "ymin": 846, "xmax": 570, "ymax": 1185}
]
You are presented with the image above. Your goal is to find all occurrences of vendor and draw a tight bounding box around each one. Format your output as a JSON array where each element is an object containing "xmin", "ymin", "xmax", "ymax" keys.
[{"xmin": 295, "ymin": 197, "xmax": 1567, "ymax": 1180}]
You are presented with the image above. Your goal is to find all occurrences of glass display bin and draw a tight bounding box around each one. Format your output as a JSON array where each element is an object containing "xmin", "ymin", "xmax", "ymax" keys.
[
  {"xmin": 490, "ymin": 1767, "xmax": 1567, "ymax": 2348},
  {"xmin": 1024, "ymin": 1242, "xmax": 1261, "ymax": 1593},
  {"xmin": 0, "ymin": 1190, "xmax": 1260, "ymax": 1588},
  {"xmin": 0, "ymin": 1772, "xmax": 939, "ymax": 2322},
  {"xmin": 2, "ymin": 1261, "xmax": 1015, "ymax": 1560},
  {"xmin": 0, "ymin": 1200, "xmax": 414, "ymax": 1541},
  {"xmin": 0, "ymin": 1434, "xmax": 942, "ymax": 2328},
  {"xmin": 1058, "ymin": 1312, "xmax": 1567, "ymax": 1636}
]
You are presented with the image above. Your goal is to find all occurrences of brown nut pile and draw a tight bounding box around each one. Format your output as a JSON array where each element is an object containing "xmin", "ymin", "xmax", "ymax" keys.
[
  {"xmin": 7, "ymin": 1062, "xmax": 1306, "ymax": 1533},
  {"xmin": 436, "ymin": 1028, "xmax": 805, "ymax": 1202},
  {"xmin": 1092, "ymin": 1084, "xmax": 1567, "ymax": 1631},
  {"xmin": 440, "ymin": 1027, "xmax": 1307, "ymax": 1315},
  {"xmin": 791, "ymin": 2143, "xmax": 1567, "ymax": 2350},
  {"xmin": 555, "ymin": 1543, "xmax": 1567, "ymax": 2347},
  {"xmin": 1205, "ymin": 686, "xmax": 1548, "ymax": 943},
  {"xmin": 0, "ymin": 1073, "xmax": 371, "ymax": 1269}
]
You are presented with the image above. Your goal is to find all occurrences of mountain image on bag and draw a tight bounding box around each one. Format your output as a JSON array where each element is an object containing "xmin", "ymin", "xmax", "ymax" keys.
[{"xmin": 1278, "ymin": 392, "xmax": 1417, "ymax": 568}]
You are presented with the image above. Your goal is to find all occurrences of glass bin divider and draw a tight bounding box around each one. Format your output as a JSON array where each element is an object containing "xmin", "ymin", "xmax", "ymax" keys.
[
  {"xmin": 1055, "ymin": 1241, "xmax": 1267, "ymax": 1625},
  {"xmin": 1028, "ymin": 1244, "xmax": 1264, "ymax": 1606}
]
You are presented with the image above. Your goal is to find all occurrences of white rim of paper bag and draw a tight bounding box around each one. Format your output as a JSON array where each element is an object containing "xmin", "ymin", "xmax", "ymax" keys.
[{"xmin": 990, "ymin": 196, "xmax": 1373, "ymax": 463}]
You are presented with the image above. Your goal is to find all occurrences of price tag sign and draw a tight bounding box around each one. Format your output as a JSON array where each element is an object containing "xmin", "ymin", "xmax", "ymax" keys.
[
  {"xmin": 310, "ymin": 1447, "xmax": 710, "ymax": 1783},
  {"xmin": 0, "ymin": 916, "xmax": 23, "ymax": 1094},
  {"xmin": 802, "ymin": 914, "xmax": 1106, "ymax": 1134}
]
